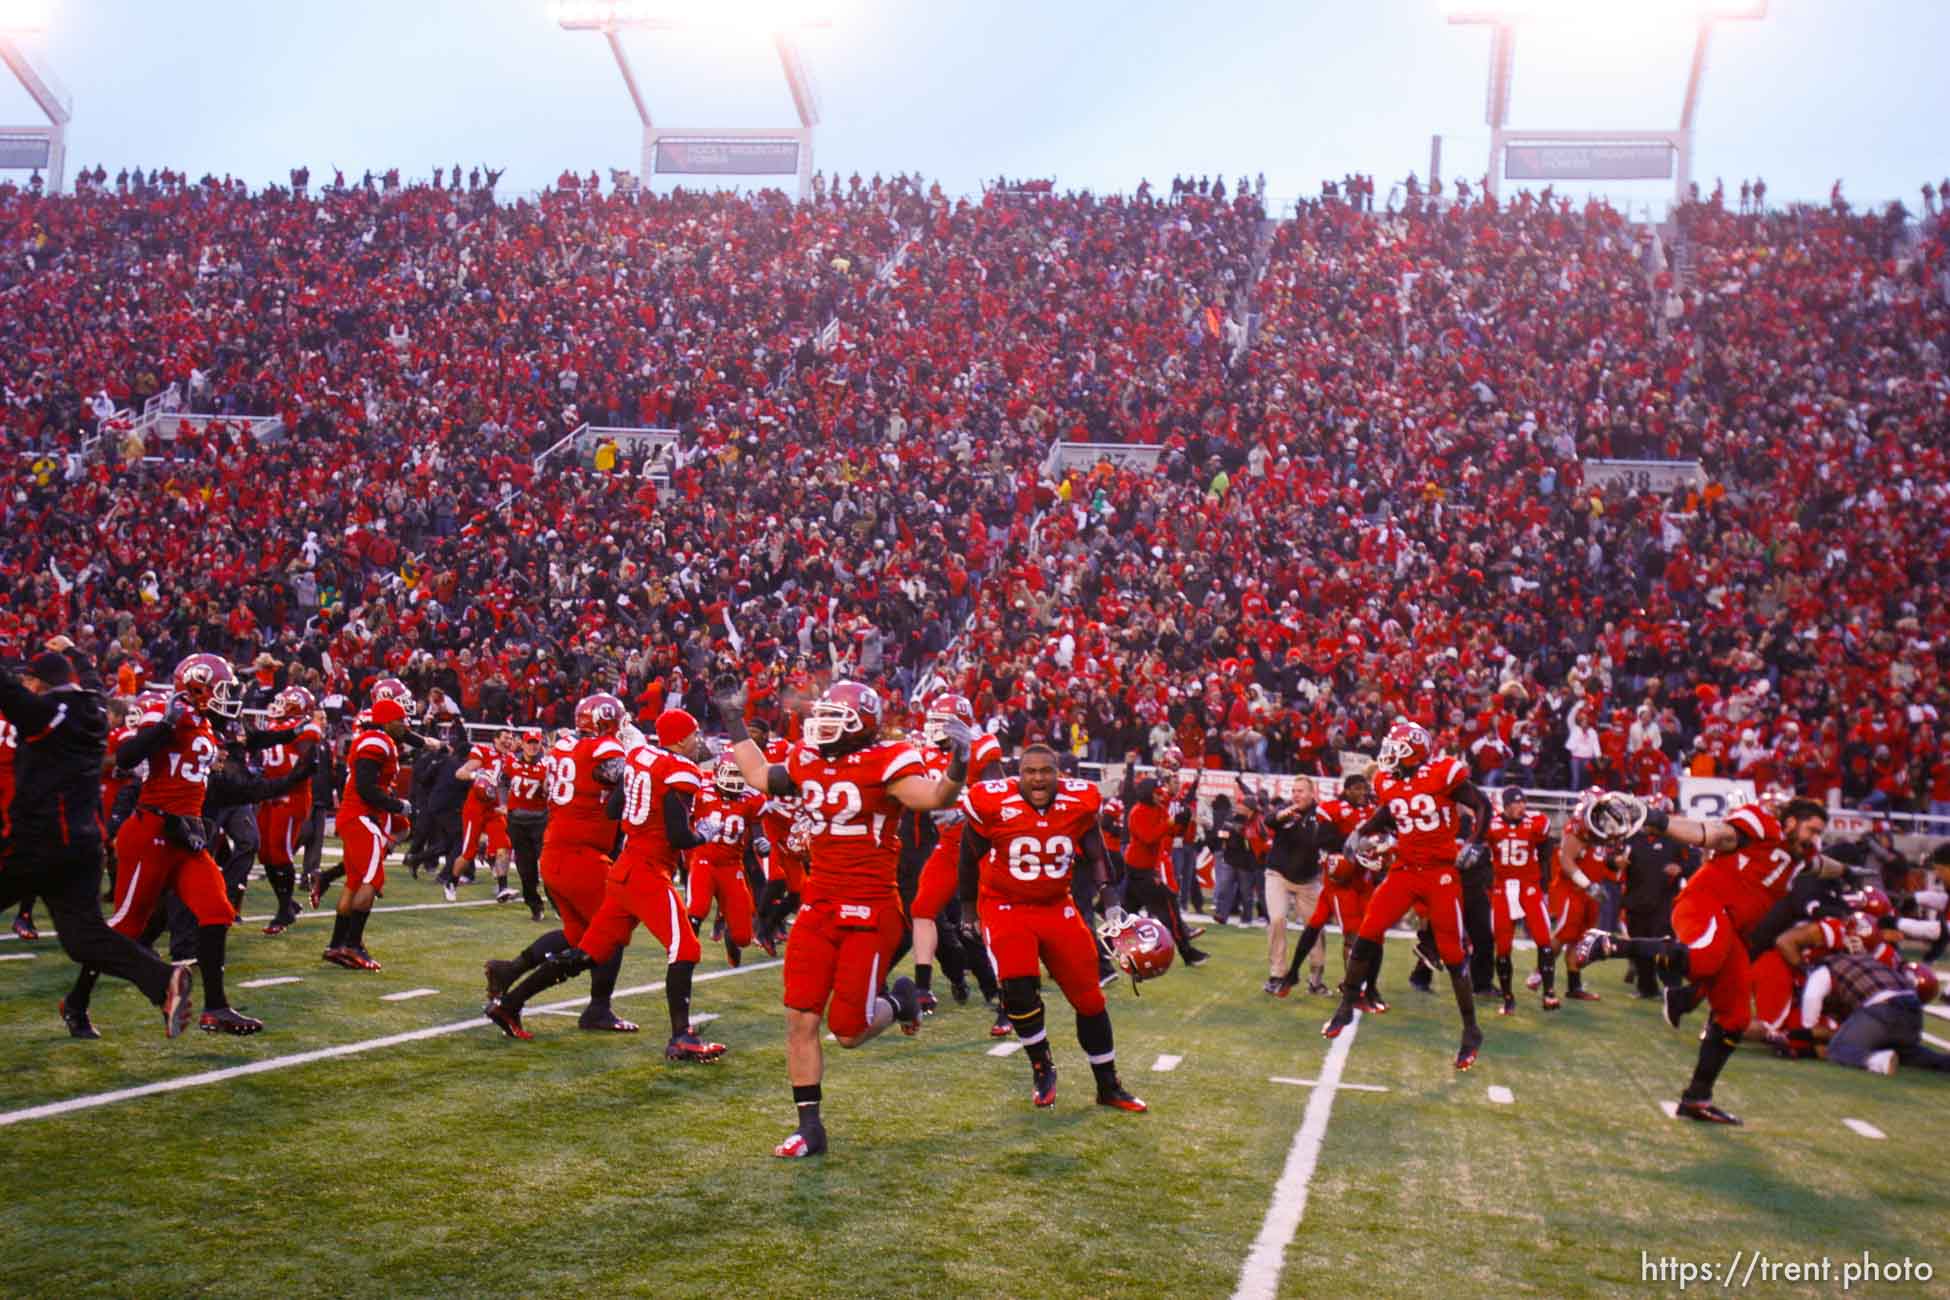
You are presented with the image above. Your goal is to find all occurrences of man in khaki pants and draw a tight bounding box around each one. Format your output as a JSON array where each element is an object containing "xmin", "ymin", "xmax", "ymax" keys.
[{"xmin": 1263, "ymin": 776, "xmax": 1332, "ymax": 995}]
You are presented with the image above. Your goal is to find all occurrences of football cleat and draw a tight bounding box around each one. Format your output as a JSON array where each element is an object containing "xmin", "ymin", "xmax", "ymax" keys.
[
  {"xmin": 1181, "ymin": 946, "xmax": 1211, "ymax": 968},
  {"xmin": 990, "ymin": 1006, "xmax": 1013, "ymax": 1038},
  {"xmin": 888, "ymin": 976, "xmax": 922, "ymax": 1036},
  {"xmin": 1032, "ymin": 1059, "xmax": 1058, "ymax": 1108},
  {"xmin": 484, "ymin": 998, "xmax": 531, "ymax": 1040},
  {"xmin": 579, "ymin": 1009, "xmax": 639, "ymax": 1033},
  {"xmin": 1566, "ymin": 988, "xmax": 1601, "ymax": 1002},
  {"xmin": 951, "ymin": 979, "xmax": 971, "ymax": 1004},
  {"xmin": 60, "ymin": 998, "xmax": 101, "ymax": 1040},
  {"xmin": 496, "ymin": 886, "xmax": 518, "ymax": 903},
  {"xmin": 163, "ymin": 963, "xmax": 195, "ymax": 1038},
  {"xmin": 773, "ymin": 1124, "xmax": 827, "ymax": 1158},
  {"xmin": 12, "ymin": 914, "xmax": 38, "ymax": 941},
  {"xmin": 321, "ymin": 946, "xmax": 355, "ymax": 968},
  {"xmin": 442, "ymin": 881, "xmax": 458, "ymax": 903},
  {"xmin": 307, "ymin": 875, "xmax": 324, "ymax": 910},
  {"xmin": 1454, "ymin": 1025, "xmax": 1484, "ymax": 1072},
  {"xmin": 1262, "ymin": 977, "xmax": 1285, "ymax": 997},
  {"xmin": 1099, "ymin": 967, "xmax": 1122, "ymax": 989},
  {"xmin": 1523, "ymin": 970, "xmax": 1542, "ymax": 991},
  {"xmin": 261, "ymin": 915, "xmax": 292, "ymax": 936},
  {"xmin": 1568, "ymin": 930, "xmax": 1615, "ymax": 972},
  {"xmin": 1541, "ymin": 993, "xmax": 1562, "ymax": 1011},
  {"xmin": 1185, "ymin": 926, "xmax": 1206, "ymax": 942},
  {"xmin": 754, "ymin": 925, "xmax": 778, "ymax": 958},
  {"xmin": 725, "ymin": 937, "xmax": 742, "ymax": 969},
  {"xmin": 1321, "ymin": 1005, "xmax": 1356, "ymax": 1039},
  {"xmin": 917, "ymin": 988, "xmax": 939, "ymax": 1017},
  {"xmin": 1306, "ymin": 975, "xmax": 1330, "ymax": 997},
  {"xmin": 1864, "ymin": 1049, "xmax": 1897, "ymax": 1075},
  {"xmin": 1499, "ymin": 994, "xmax": 1517, "ymax": 1017},
  {"xmin": 1096, "ymin": 1082, "xmax": 1148, "ymax": 1113},
  {"xmin": 200, "ymin": 1007, "xmax": 264, "ymax": 1036},
  {"xmin": 1675, "ymin": 1098, "xmax": 1741, "ymax": 1125},
  {"xmin": 483, "ymin": 958, "xmax": 522, "ymax": 1000},
  {"xmin": 530, "ymin": 905, "xmax": 545, "ymax": 923},
  {"xmin": 1662, "ymin": 985, "xmax": 1694, "ymax": 1029},
  {"xmin": 346, "ymin": 948, "xmax": 382, "ymax": 972},
  {"xmin": 1355, "ymin": 990, "xmax": 1390, "ymax": 1015},
  {"xmin": 665, "ymin": 1031, "xmax": 727, "ymax": 1062}
]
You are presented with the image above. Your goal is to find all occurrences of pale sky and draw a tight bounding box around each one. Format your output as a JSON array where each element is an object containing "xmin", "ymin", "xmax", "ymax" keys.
[{"xmin": 2, "ymin": 0, "xmax": 1944, "ymax": 209}]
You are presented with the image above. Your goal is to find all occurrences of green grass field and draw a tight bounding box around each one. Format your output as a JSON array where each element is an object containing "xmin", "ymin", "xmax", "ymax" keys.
[{"xmin": 3, "ymin": 853, "xmax": 1948, "ymax": 1300}]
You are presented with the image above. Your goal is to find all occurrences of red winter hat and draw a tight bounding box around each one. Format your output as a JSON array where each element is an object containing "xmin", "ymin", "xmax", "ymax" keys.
[
  {"xmin": 370, "ymin": 698, "xmax": 407, "ymax": 726},
  {"xmin": 655, "ymin": 709, "xmax": 699, "ymax": 748}
]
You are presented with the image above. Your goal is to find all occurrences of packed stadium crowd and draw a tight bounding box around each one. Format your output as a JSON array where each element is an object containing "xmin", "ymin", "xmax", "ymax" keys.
[{"xmin": 2, "ymin": 167, "xmax": 1948, "ymax": 823}]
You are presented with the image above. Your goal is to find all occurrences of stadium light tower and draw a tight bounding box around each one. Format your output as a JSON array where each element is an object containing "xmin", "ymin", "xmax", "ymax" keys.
[
  {"xmin": 1442, "ymin": 0, "xmax": 1767, "ymax": 210},
  {"xmin": 0, "ymin": 0, "xmax": 69, "ymax": 194},
  {"xmin": 550, "ymin": 0, "xmax": 826, "ymax": 200}
]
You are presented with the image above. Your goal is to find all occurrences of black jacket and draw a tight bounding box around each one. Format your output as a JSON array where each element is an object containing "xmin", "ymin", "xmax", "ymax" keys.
[
  {"xmin": 0, "ymin": 671, "xmax": 108, "ymax": 853},
  {"xmin": 1265, "ymin": 805, "xmax": 1345, "ymax": 885}
]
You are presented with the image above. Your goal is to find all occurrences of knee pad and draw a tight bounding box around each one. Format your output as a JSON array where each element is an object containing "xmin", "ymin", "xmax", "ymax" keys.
[
  {"xmin": 1349, "ymin": 936, "xmax": 1384, "ymax": 966},
  {"xmin": 1001, "ymin": 976, "xmax": 1042, "ymax": 1016}
]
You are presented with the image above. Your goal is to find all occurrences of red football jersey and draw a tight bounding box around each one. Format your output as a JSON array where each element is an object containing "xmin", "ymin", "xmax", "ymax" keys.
[
  {"xmin": 1317, "ymin": 795, "xmax": 1365, "ymax": 837},
  {"xmin": 689, "ymin": 784, "xmax": 765, "ymax": 871},
  {"xmin": 1684, "ymin": 803, "xmax": 1800, "ymax": 935},
  {"xmin": 1373, "ymin": 754, "xmax": 1471, "ymax": 872},
  {"xmin": 0, "ymin": 714, "xmax": 15, "ymax": 793},
  {"xmin": 1487, "ymin": 810, "xmax": 1551, "ymax": 883},
  {"xmin": 759, "ymin": 736, "xmax": 808, "ymax": 844},
  {"xmin": 102, "ymin": 722, "xmax": 135, "ymax": 812},
  {"xmin": 503, "ymin": 755, "xmax": 548, "ymax": 814},
  {"xmin": 785, "ymin": 739, "xmax": 928, "ymax": 903},
  {"xmin": 338, "ymin": 727, "xmax": 402, "ymax": 823},
  {"xmin": 618, "ymin": 744, "xmax": 704, "ymax": 873},
  {"xmin": 960, "ymin": 775, "xmax": 1103, "ymax": 906},
  {"xmin": 464, "ymin": 741, "xmax": 504, "ymax": 805},
  {"xmin": 259, "ymin": 721, "xmax": 324, "ymax": 811},
  {"xmin": 541, "ymin": 734, "xmax": 625, "ymax": 853},
  {"xmin": 915, "ymin": 732, "xmax": 1003, "ymax": 859},
  {"xmin": 133, "ymin": 699, "xmax": 222, "ymax": 817}
]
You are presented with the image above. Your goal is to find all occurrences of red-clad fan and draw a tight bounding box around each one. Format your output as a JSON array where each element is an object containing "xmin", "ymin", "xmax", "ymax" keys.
[
  {"xmin": 686, "ymin": 754, "xmax": 768, "ymax": 966},
  {"xmin": 501, "ymin": 728, "xmax": 550, "ymax": 920},
  {"xmin": 327, "ymin": 694, "xmax": 416, "ymax": 971},
  {"xmin": 716, "ymin": 674, "xmax": 969, "ymax": 1159},
  {"xmin": 1277, "ymin": 771, "xmax": 1387, "ymax": 1009},
  {"xmin": 956, "ymin": 744, "xmax": 1146, "ymax": 1113},
  {"xmin": 907, "ymin": 692, "xmax": 1004, "ymax": 1016},
  {"xmin": 454, "ymin": 729, "xmax": 518, "ymax": 902},
  {"xmin": 107, "ymin": 654, "xmax": 263, "ymax": 1034},
  {"xmin": 1570, "ymin": 792, "xmax": 1836, "ymax": 1124},
  {"xmin": 1486, "ymin": 787, "xmax": 1562, "ymax": 1013},
  {"xmin": 1122, "ymin": 748, "xmax": 1208, "ymax": 966},
  {"xmin": 481, "ymin": 693, "xmax": 630, "ymax": 1038},
  {"xmin": 255, "ymin": 685, "xmax": 322, "ymax": 935},
  {"xmin": 1323, "ymin": 718, "xmax": 1494, "ymax": 1072}
]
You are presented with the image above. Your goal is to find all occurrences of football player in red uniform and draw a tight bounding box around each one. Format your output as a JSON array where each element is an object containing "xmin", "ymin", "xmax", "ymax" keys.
[
  {"xmin": 325, "ymin": 695, "xmax": 417, "ymax": 971},
  {"xmin": 748, "ymin": 715, "xmax": 809, "ymax": 953},
  {"xmin": 1752, "ymin": 909, "xmax": 1889, "ymax": 1050},
  {"xmin": 1122, "ymin": 757, "xmax": 1209, "ymax": 966},
  {"xmin": 255, "ymin": 686, "xmax": 323, "ymax": 935},
  {"xmin": 482, "ymin": 694, "xmax": 640, "ymax": 1038},
  {"xmin": 1570, "ymin": 793, "xmax": 1836, "ymax": 1124},
  {"xmin": 1545, "ymin": 829, "xmax": 1613, "ymax": 1004},
  {"xmin": 1275, "ymin": 772, "xmax": 1387, "ymax": 1008},
  {"xmin": 957, "ymin": 744, "xmax": 1147, "ymax": 1112},
  {"xmin": 716, "ymin": 675, "xmax": 970, "ymax": 1159},
  {"xmin": 502, "ymin": 728, "xmax": 550, "ymax": 920},
  {"xmin": 454, "ymin": 729, "xmax": 519, "ymax": 903},
  {"xmin": 1324, "ymin": 720, "xmax": 1494, "ymax": 1071},
  {"xmin": 107, "ymin": 654, "xmax": 264, "ymax": 1033},
  {"xmin": 1485, "ymin": 787, "xmax": 1561, "ymax": 1014},
  {"xmin": 907, "ymin": 693, "xmax": 1005, "ymax": 1015},
  {"xmin": 688, "ymin": 754, "xmax": 769, "ymax": 967}
]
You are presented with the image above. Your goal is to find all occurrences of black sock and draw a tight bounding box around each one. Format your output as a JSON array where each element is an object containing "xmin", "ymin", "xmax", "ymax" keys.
[
  {"xmin": 1077, "ymin": 1008, "xmax": 1116, "ymax": 1088},
  {"xmin": 198, "ymin": 924, "xmax": 230, "ymax": 1010},
  {"xmin": 1495, "ymin": 956, "xmax": 1514, "ymax": 998},
  {"xmin": 319, "ymin": 864, "xmax": 343, "ymax": 887},
  {"xmin": 586, "ymin": 948, "xmax": 622, "ymax": 1015},
  {"xmin": 1284, "ymin": 926, "xmax": 1323, "ymax": 982},
  {"xmin": 1567, "ymin": 967, "xmax": 1584, "ymax": 995},
  {"xmin": 518, "ymin": 929, "xmax": 568, "ymax": 974},
  {"xmin": 68, "ymin": 965, "xmax": 100, "ymax": 1014},
  {"xmin": 329, "ymin": 912, "xmax": 350, "ymax": 948},
  {"xmin": 1447, "ymin": 963, "xmax": 1478, "ymax": 1032},
  {"xmin": 1364, "ymin": 944, "xmax": 1384, "ymax": 997},
  {"xmin": 1537, "ymin": 948, "xmax": 1557, "ymax": 996},
  {"xmin": 504, "ymin": 948, "xmax": 590, "ymax": 1012},
  {"xmin": 268, "ymin": 864, "xmax": 295, "ymax": 912},
  {"xmin": 938, "ymin": 933, "xmax": 967, "ymax": 985},
  {"xmin": 666, "ymin": 959, "xmax": 694, "ymax": 1037},
  {"xmin": 1337, "ymin": 939, "xmax": 1380, "ymax": 1012},
  {"xmin": 1683, "ymin": 1020, "xmax": 1740, "ymax": 1102},
  {"xmin": 1004, "ymin": 978, "xmax": 1049, "ymax": 1063},
  {"xmin": 914, "ymin": 962, "xmax": 933, "ymax": 992},
  {"xmin": 793, "ymin": 1082, "xmax": 822, "ymax": 1129},
  {"xmin": 347, "ymin": 908, "xmax": 371, "ymax": 949},
  {"xmin": 971, "ymin": 945, "xmax": 999, "ymax": 1001}
]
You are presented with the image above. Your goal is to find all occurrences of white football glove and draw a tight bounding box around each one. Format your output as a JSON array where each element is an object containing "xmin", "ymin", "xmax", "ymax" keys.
[
  {"xmin": 694, "ymin": 812, "xmax": 724, "ymax": 842},
  {"xmin": 930, "ymin": 807, "xmax": 964, "ymax": 828},
  {"xmin": 935, "ymin": 717, "xmax": 976, "ymax": 757},
  {"xmin": 1585, "ymin": 882, "xmax": 1606, "ymax": 903}
]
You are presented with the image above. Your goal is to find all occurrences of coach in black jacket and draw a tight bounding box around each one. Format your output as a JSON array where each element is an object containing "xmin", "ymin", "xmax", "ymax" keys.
[{"xmin": 0, "ymin": 652, "xmax": 193, "ymax": 1037}]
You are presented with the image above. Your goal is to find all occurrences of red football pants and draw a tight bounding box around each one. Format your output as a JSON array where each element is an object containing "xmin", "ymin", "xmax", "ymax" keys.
[
  {"xmin": 1494, "ymin": 877, "xmax": 1556, "ymax": 956},
  {"xmin": 1670, "ymin": 889, "xmax": 1753, "ymax": 1034},
  {"xmin": 686, "ymin": 860, "xmax": 754, "ymax": 948},
  {"xmin": 781, "ymin": 895, "xmax": 904, "ymax": 1038},
  {"xmin": 581, "ymin": 857, "xmax": 701, "ymax": 965},
  {"xmin": 911, "ymin": 841, "xmax": 959, "ymax": 920},
  {"xmin": 979, "ymin": 896, "xmax": 1107, "ymax": 1017},
  {"xmin": 108, "ymin": 810, "xmax": 235, "ymax": 934},
  {"xmin": 1357, "ymin": 867, "xmax": 1466, "ymax": 966},
  {"xmin": 541, "ymin": 842, "xmax": 612, "ymax": 946}
]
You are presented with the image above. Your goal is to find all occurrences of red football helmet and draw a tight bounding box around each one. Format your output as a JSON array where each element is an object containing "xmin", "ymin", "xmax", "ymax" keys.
[
  {"xmin": 132, "ymin": 688, "xmax": 172, "ymax": 725},
  {"xmin": 1903, "ymin": 961, "xmax": 1942, "ymax": 1004},
  {"xmin": 803, "ymin": 680, "xmax": 883, "ymax": 754},
  {"xmin": 574, "ymin": 693, "xmax": 627, "ymax": 737},
  {"xmin": 1158, "ymin": 744, "xmax": 1185, "ymax": 774},
  {"xmin": 1376, "ymin": 718, "xmax": 1431, "ymax": 774},
  {"xmin": 923, "ymin": 692, "xmax": 975, "ymax": 747},
  {"xmin": 1843, "ymin": 885, "xmax": 1894, "ymax": 920},
  {"xmin": 172, "ymin": 653, "xmax": 241, "ymax": 719},
  {"xmin": 1838, "ymin": 912, "xmax": 1879, "ymax": 955},
  {"xmin": 266, "ymin": 685, "xmax": 316, "ymax": 723},
  {"xmin": 714, "ymin": 753, "xmax": 749, "ymax": 796},
  {"xmin": 1327, "ymin": 854, "xmax": 1362, "ymax": 886},
  {"xmin": 1100, "ymin": 912, "xmax": 1176, "ymax": 990},
  {"xmin": 370, "ymin": 676, "xmax": 416, "ymax": 721}
]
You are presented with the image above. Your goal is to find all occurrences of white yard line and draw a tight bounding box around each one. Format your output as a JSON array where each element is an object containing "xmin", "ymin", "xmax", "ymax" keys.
[
  {"xmin": 1268, "ymin": 1075, "xmax": 1389, "ymax": 1094},
  {"xmin": 1925, "ymin": 1004, "xmax": 1950, "ymax": 1024},
  {"xmin": 1920, "ymin": 1030, "xmax": 1950, "ymax": 1051},
  {"xmin": 379, "ymin": 988, "xmax": 440, "ymax": 1002},
  {"xmin": 0, "ymin": 953, "xmax": 35, "ymax": 962},
  {"xmin": 1487, "ymin": 1085, "xmax": 1514, "ymax": 1105},
  {"xmin": 1658, "ymin": 1101, "xmax": 1679, "ymax": 1119},
  {"xmin": 986, "ymin": 1040, "xmax": 1023, "ymax": 1057},
  {"xmin": 1235, "ymin": 1015, "xmax": 1363, "ymax": 1300},
  {"xmin": 1152, "ymin": 1054, "xmax": 1183, "ymax": 1072},
  {"xmin": 0, "ymin": 960, "xmax": 779, "ymax": 1129},
  {"xmin": 238, "ymin": 977, "xmax": 303, "ymax": 989},
  {"xmin": 1841, "ymin": 1118, "xmax": 1886, "ymax": 1141}
]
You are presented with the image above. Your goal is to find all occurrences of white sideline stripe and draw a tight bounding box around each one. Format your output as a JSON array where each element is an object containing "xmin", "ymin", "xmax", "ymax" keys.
[
  {"xmin": 1659, "ymin": 1101, "xmax": 1679, "ymax": 1119},
  {"xmin": 0, "ymin": 960, "xmax": 779, "ymax": 1129},
  {"xmin": 239, "ymin": 977, "xmax": 303, "ymax": 989},
  {"xmin": 691, "ymin": 1013, "xmax": 720, "ymax": 1027},
  {"xmin": 1235, "ymin": 1015, "xmax": 1362, "ymax": 1300},
  {"xmin": 987, "ymin": 1040, "xmax": 1023, "ymax": 1057},
  {"xmin": 1487, "ymin": 1085, "xmax": 1514, "ymax": 1105},
  {"xmin": 1921, "ymin": 1031, "xmax": 1950, "ymax": 1051},
  {"xmin": 1926, "ymin": 1004, "xmax": 1950, "ymax": 1024},
  {"xmin": 1842, "ymin": 1118, "xmax": 1886, "ymax": 1141},
  {"xmin": 1268, "ymin": 1075, "xmax": 1389, "ymax": 1094},
  {"xmin": 0, "ymin": 895, "xmax": 504, "ymax": 942},
  {"xmin": 380, "ymin": 988, "xmax": 440, "ymax": 1002},
  {"xmin": 1152, "ymin": 1053, "xmax": 1183, "ymax": 1072},
  {"xmin": 0, "ymin": 953, "xmax": 35, "ymax": 962}
]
